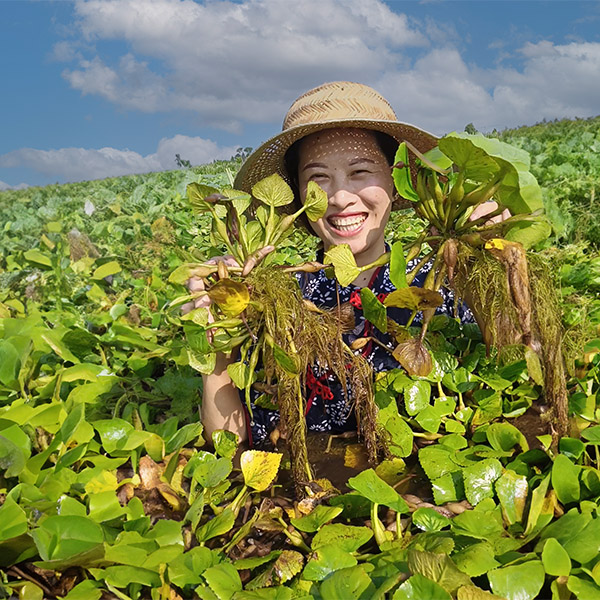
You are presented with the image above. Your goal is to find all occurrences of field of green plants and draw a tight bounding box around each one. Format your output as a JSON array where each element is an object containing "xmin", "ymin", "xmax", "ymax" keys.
[{"xmin": 1, "ymin": 115, "xmax": 600, "ymax": 600}]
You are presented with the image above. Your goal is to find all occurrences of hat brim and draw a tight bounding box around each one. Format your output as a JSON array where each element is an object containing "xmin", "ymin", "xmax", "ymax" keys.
[{"xmin": 233, "ymin": 117, "xmax": 438, "ymax": 196}]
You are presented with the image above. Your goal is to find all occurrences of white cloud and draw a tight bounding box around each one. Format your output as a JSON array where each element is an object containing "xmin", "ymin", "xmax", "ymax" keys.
[
  {"xmin": 0, "ymin": 135, "xmax": 237, "ymax": 183},
  {"xmin": 59, "ymin": 0, "xmax": 427, "ymax": 128},
  {"xmin": 377, "ymin": 41, "xmax": 600, "ymax": 134},
  {"xmin": 0, "ymin": 180, "xmax": 28, "ymax": 191},
  {"xmin": 54, "ymin": 0, "xmax": 600, "ymax": 136}
]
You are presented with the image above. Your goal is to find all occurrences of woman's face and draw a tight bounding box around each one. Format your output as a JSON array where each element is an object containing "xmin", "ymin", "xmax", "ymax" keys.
[{"xmin": 297, "ymin": 128, "xmax": 394, "ymax": 267}]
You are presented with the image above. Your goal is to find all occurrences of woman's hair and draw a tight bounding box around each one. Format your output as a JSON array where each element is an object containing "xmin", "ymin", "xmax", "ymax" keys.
[{"xmin": 284, "ymin": 129, "xmax": 398, "ymax": 207}]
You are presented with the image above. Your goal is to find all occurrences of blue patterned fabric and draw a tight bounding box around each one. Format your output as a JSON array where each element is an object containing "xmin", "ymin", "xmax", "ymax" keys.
[{"xmin": 242, "ymin": 256, "xmax": 474, "ymax": 446}]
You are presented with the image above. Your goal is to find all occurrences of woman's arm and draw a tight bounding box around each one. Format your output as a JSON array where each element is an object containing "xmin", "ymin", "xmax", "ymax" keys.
[
  {"xmin": 201, "ymin": 352, "xmax": 248, "ymax": 442},
  {"xmin": 182, "ymin": 260, "xmax": 249, "ymax": 443}
]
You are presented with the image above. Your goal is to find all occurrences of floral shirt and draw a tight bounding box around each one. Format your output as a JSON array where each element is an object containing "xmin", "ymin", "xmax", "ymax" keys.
[{"xmin": 242, "ymin": 258, "xmax": 473, "ymax": 446}]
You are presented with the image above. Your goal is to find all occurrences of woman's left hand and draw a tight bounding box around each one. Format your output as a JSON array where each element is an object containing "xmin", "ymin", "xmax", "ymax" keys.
[{"xmin": 469, "ymin": 201, "xmax": 510, "ymax": 224}]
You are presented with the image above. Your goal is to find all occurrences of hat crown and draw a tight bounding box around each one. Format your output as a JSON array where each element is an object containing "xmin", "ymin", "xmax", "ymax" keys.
[{"xmin": 282, "ymin": 81, "xmax": 397, "ymax": 131}]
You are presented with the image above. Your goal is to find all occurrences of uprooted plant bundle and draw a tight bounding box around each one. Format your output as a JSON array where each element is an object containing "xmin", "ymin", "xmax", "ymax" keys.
[
  {"xmin": 170, "ymin": 176, "xmax": 388, "ymax": 489},
  {"xmin": 381, "ymin": 132, "xmax": 570, "ymax": 440}
]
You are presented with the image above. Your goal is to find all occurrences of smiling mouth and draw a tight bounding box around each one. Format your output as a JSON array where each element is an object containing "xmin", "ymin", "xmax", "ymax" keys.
[{"xmin": 327, "ymin": 213, "xmax": 367, "ymax": 233}]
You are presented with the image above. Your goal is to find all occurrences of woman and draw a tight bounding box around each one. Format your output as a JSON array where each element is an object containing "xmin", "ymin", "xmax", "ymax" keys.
[{"xmin": 195, "ymin": 81, "xmax": 492, "ymax": 446}]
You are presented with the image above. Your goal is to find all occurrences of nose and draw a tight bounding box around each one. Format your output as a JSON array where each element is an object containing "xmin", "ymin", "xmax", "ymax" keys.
[{"xmin": 326, "ymin": 172, "xmax": 357, "ymax": 208}]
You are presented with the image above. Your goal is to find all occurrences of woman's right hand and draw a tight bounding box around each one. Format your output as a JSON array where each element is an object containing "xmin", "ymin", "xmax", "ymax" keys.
[{"xmin": 181, "ymin": 255, "xmax": 241, "ymax": 324}]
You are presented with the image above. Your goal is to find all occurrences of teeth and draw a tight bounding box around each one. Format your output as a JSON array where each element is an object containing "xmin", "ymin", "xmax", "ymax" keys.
[{"xmin": 329, "ymin": 215, "xmax": 366, "ymax": 231}]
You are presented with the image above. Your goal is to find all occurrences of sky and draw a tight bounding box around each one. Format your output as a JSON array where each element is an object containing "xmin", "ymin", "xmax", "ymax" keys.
[{"xmin": 1, "ymin": 0, "xmax": 599, "ymax": 189}]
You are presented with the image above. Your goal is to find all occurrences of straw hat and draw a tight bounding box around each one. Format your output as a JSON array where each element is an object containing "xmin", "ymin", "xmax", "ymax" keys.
[{"xmin": 233, "ymin": 81, "xmax": 438, "ymax": 196}]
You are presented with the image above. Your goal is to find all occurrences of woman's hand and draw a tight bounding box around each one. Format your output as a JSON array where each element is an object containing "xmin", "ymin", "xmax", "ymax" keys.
[
  {"xmin": 181, "ymin": 255, "xmax": 240, "ymax": 320},
  {"xmin": 469, "ymin": 201, "xmax": 510, "ymax": 225}
]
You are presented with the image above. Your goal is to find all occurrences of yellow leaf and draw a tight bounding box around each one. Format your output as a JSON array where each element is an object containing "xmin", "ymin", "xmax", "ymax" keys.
[
  {"xmin": 324, "ymin": 244, "xmax": 360, "ymax": 287},
  {"xmin": 207, "ymin": 279, "xmax": 250, "ymax": 317},
  {"xmin": 384, "ymin": 287, "xmax": 444, "ymax": 311},
  {"xmin": 343, "ymin": 444, "xmax": 370, "ymax": 470},
  {"xmin": 240, "ymin": 450, "xmax": 282, "ymax": 491}
]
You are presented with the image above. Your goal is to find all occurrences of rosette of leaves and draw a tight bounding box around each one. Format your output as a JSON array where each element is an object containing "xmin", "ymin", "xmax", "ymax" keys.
[
  {"xmin": 388, "ymin": 133, "xmax": 568, "ymax": 439},
  {"xmin": 170, "ymin": 174, "xmax": 383, "ymax": 491}
]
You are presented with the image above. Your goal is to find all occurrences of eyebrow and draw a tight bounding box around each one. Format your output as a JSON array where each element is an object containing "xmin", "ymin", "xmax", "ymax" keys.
[
  {"xmin": 301, "ymin": 162, "xmax": 328, "ymax": 171},
  {"xmin": 349, "ymin": 158, "xmax": 378, "ymax": 166},
  {"xmin": 301, "ymin": 157, "xmax": 379, "ymax": 171}
]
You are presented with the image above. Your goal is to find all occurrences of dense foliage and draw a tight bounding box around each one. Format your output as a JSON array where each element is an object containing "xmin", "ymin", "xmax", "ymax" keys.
[{"xmin": 1, "ymin": 117, "xmax": 600, "ymax": 599}]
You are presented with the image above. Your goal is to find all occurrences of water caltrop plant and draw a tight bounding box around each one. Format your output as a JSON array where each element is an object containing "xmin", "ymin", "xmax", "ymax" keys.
[
  {"xmin": 325, "ymin": 133, "xmax": 570, "ymax": 441},
  {"xmin": 170, "ymin": 175, "xmax": 388, "ymax": 488}
]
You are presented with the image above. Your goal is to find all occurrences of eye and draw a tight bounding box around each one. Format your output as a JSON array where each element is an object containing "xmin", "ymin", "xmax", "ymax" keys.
[
  {"xmin": 351, "ymin": 169, "xmax": 370, "ymax": 176},
  {"xmin": 309, "ymin": 172, "xmax": 328, "ymax": 181}
]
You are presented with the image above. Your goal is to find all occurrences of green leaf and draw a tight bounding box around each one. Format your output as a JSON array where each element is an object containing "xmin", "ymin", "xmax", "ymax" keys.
[
  {"xmin": 0, "ymin": 434, "xmax": 27, "ymax": 477},
  {"xmin": 168, "ymin": 546, "xmax": 215, "ymax": 587},
  {"xmin": 92, "ymin": 260, "xmax": 122, "ymax": 280},
  {"xmin": 382, "ymin": 414, "xmax": 414, "ymax": 458},
  {"xmin": 61, "ymin": 580, "xmax": 103, "ymax": 600},
  {"xmin": 165, "ymin": 422, "xmax": 203, "ymax": 453},
  {"xmin": 213, "ymin": 430, "xmax": 239, "ymax": 459},
  {"xmin": 290, "ymin": 505, "xmax": 343, "ymax": 532},
  {"xmin": 193, "ymin": 456, "xmax": 233, "ymax": 489},
  {"xmin": 407, "ymin": 549, "xmax": 472, "ymax": 595},
  {"xmin": 187, "ymin": 182, "xmax": 221, "ymax": 212},
  {"xmin": 393, "ymin": 574, "xmax": 452, "ymax": 600},
  {"xmin": 486, "ymin": 422, "xmax": 528, "ymax": 453},
  {"xmin": 0, "ymin": 497, "xmax": 28, "ymax": 541},
  {"xmin": 264, "ymin": 335, "xmax": 299, "ymax": 376},
  {"xmin": 196, "ymin": 508, "xmax": 236, "ymax": 543},
  {"xmin": 312, "ymin": 523, "xmax": 373, "ymax": 552},
  {"xmin": 538, "ymin": 509, "xmax": 600, "ymax": 564},
  {"xmin": 412, "ymin": 507, "xmax": 451, "ymax": 533},
  {"xmin": 227, "ymin": 361, "xmax": 254, "ymax": 389},
  {"xmin": 541, "ymin": 538, "xmax": 571, "ymax": 577},
  {"xmin": 488, "ymin": 561, "xmax": 545, "ymax": 600},
  {"xmin": 452, "ymin": 542, "xmax": 499, "ymax": 578},
  {"xmin": 252, "ymin": 173, "xmax": 294, "ymax": 207},
  {"xmin": 31, "ymin": 515, "xmax": 104, "ymax": 561},
  {"xmin": 504, "ymin": 219, "xmax": 552, "ymax": 249},
  {"xmin": 24, "ymin": 248, "xmax": 52, "ymax": 267},
  {"xmin": 462, "ymin": 459, "xmax": 502, "ymax": 506},
  {"xmin": 392, "ymin": 142, "xmax": 419, "ymax": 203},
  {"xmin": 319, "ymin": 565, "xmax": 374, "ymax": 600},
  {"xmin": 495, "ymin": 469, "xmax": 528, "ymax": 525},
  {"xmin": 431, "ymin": 471, "xmax": 465, "ymax": 504},
  {"xmin": 304, "ymin": 181, "xmax": 328, "ymax": 221},
  {"xmin": 404, "ymin": 381, "xmax": 431, "ymax": 415},
  {"xmin": 552, "ymin": 454, "xmax": 580, "ymax": 505},
  {"xmin": 324, "ymin": 244, "xmax": 360, "ymax": 287},
  {"xmin": 567, "ymin": 575, "xmax": 600, "ymax": 599},
  {"xmin": 439, "ymin": 133, "xmax": 543, "ymax": 214},
  {"xmin": 303, "ymin": 544, "xmax": 357, "ymax": 581},
  {"xmin": 347, "ymin": 469, "xmax": 409, "ymax": 513},
  {"xmin": 240, "ymin": 450, "xmax": 282, "ymax": 491},
  {"xmin": 360, "ymin": 288, "xmax": 387, "ymax": 333},
  {"xmin": 0, "ymin": 340, "xmax": 21, "ymax": 388},
  {"xmin": 390, "ymin": 241, "xmax": 408, "ymax": 289},
  {"xmin": 419, "ymin": 446, "xmax": 459, "ymax": 480},
  {"xmin": 203, "ymin": 563, "xmax": 243, "ymax": 600}
]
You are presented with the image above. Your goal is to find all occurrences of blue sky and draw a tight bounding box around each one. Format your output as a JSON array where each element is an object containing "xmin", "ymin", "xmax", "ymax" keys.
[{"xmin": 1, "ymin": 0, "xmax": 599, "ymax": 189}]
